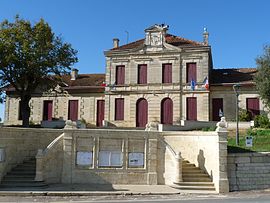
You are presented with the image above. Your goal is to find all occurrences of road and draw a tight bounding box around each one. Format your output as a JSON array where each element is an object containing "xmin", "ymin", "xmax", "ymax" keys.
[{"xmin": 0, "ymin": 193, "xmax": 270, "ymax": 203}]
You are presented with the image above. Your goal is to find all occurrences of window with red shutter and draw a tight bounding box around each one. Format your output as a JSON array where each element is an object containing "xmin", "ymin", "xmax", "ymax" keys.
[
  {"xmin": 162, "ymin": 63, "xmax": 172, "ymax": 83},
  {"xmin": 43, "ymin": 100, "xmax": 53, "ymax": 121},
  {"xmin": 138, "ymin": 64, "xmax": 147, "ymax": 84},
  {"xmin": 186, "ymin": 63, "xmax": 197, "ymax": 83},
  {"xmin": 115, "ymin": 98, "xmax": 124, "ymax": 120},
  {"xmin": 246, "ymin": 98, "xmax": 260, "ymax": 118},
  {"xmin": 187, "ymin": 97, "xmax": 197, "ymax": 121},
  {"xmin": 116, "ymin": 65, "xmax": 125, "ymax": 85},
  {"xmin": 68, "ymin": 100, "xmax": 78, "ymax": 121}
]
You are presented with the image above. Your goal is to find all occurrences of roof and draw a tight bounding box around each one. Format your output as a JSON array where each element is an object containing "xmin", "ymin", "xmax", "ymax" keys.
[
  {"xmin": 5, "ymin": 73, "xmax": 106, "ymax": 94},
  {"xmin": 211, "ymin": 68, "xmax": 257, "ymax": 85},
  {"xmin": 111, "ymin": 34, "xmax": 203, "ymax": 51},
  {"xmin": 61, "ymin": 74, "xmax": 105, "ymax": 87}
]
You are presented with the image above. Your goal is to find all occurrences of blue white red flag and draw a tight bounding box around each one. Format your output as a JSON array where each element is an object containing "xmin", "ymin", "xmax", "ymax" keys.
[
  {"xmin": 203, "ymin": 76, "xmax": 209, "ymax": 90},
  {"xmin": 191, "ymin": 79, "xmax": 196, "ymax": 91}
]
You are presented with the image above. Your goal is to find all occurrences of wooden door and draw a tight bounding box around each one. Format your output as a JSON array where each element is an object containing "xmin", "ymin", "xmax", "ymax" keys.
[
  {"xmin": 161, "ymin": 98, "xmax": 173, "ymax": 124},
  {"xmin": 96, "ymin": 100, "xmax": 105, "ymax": 126},
  {"xmin": 187, "ymin": 97, "xmax": 197, "ymax": 121},
  {"xmin": 136, "ymin": 98, "xmax": 148, "ymax": 127},
  {"xmin": 212, "ymin": 98, "xmax": 223, "ymax": 121}
]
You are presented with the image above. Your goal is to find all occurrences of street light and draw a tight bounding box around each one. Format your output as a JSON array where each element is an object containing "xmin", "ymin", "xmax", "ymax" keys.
[{"xmin": 233, "ymin": 84, "xmax": 241, "ymax": 146}]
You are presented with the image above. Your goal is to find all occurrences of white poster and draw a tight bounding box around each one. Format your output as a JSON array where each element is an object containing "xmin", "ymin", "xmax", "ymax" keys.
[
  {"xmin": 98, "ymin": 151, "xmax": 123, "ymax": 167},
  {"xmin": 76, "ymin": 151, "xmax": 93, "ymax": 166},
  {"xmin": 128, "ymin": 152, "xmax": 144, "ymax": 167}
]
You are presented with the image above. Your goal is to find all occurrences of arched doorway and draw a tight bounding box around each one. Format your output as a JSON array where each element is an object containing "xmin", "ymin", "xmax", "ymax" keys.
[
  {"xmin": 136, "ymin": 98, "xmax": 148, "ymax": 127},
  {"xmin": 161, "ymin": 98, "xmax": 173, "ymax": 124}
]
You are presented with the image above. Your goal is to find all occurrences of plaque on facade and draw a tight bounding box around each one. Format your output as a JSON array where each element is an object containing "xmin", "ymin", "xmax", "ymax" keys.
[
  {"xmin": 76, "ymin": 151, "xmax": 92, "ymax": 166},
  {"xmin": 128, "ymin": 152, "xmax": 144, "ymax": 167}
]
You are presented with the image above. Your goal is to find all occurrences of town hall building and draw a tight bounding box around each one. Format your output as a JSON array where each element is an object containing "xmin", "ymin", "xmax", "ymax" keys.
[{"xmin": 3, "ymin": 24, "xmax": 265, "ymax": 127}]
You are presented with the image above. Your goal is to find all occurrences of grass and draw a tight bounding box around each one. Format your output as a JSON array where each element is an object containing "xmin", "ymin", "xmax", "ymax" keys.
[{"xmin": 228, "ymin": 129, "xmax": 270, "ymax": 153}]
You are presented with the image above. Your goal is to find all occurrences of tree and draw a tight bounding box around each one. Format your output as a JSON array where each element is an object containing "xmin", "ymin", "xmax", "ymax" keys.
[
  {"xmin": 0, "ymin": 16, "xmax": 78, "ymax": 127},
  {"xmin": 254, "ymin": 45, "xmax": 270, "ymax": 110}
]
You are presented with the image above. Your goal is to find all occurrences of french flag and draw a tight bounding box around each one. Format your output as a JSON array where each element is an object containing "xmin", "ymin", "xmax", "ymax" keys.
[{"xmin": 203, "ymin": 76, "xmax": 209, "ymax": 90}]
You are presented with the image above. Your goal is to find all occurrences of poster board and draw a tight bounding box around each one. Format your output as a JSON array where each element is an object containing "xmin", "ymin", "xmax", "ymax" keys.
[
  {"xmin": 128, "ymin": 152, "xmax": 144, "ymax": 167},
  {"xmin": 76, "ymin": 151, "xmax": 93, "ymax": 166},
  {"xmin": 98, "ymin": 151, "xmax": 123, "ymax": 167}
]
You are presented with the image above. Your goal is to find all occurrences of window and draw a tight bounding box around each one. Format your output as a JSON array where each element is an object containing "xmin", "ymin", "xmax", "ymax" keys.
[
  {"xmin": 162, "ymin": 63, "xmax": 172, "ymax": 83},
  {"xmin": 187, "ymin": 97, "xmax": 197, "ymax": 121},
  {"xmin": 43, "ymin": 100, "xmax": 53, "ymax": 121},
  {"xmin": 68, "ymin": 100, "xmax": 78, "ymax": 121},
  {"xmin": 128, "ymin": 139, "xmax": 145, "ymax": 168},
  {"xmin": 115, "ymin": 98, "xmax": 124, "ymax": 120},
  {"xmin": 186, "ymin": 63, "xmax": 197, "ymax": 83},
  {"xmin": 115, "ymin": 65, "xmax": 125, "ymax": 85},
  {"xmin": 138, "ymin": 64, "xmax": 147, "ymax": 84},
  {"xmin": 246, "ymin": 98, "xmax": 260, "ymax": 118}
]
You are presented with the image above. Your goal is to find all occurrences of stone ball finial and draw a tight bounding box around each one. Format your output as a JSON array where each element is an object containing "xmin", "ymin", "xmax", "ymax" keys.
[
  {"xmin": 64, "ymin": 120, "xmax": 77, "ymax": 129},
  {"xmin": 216, "ymin": 117, "xmax": 228, "ymax": 132}
]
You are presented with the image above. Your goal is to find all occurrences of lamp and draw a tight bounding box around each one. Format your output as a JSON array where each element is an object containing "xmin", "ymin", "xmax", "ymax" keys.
[{"xmin": 233, "ymin": 84, "xmax": 241, "ymax": 146}]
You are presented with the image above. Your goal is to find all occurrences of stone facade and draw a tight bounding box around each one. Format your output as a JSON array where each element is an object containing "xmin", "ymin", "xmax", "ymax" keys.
[{"xmin": 3, "ymin": 24, "xmax": 267, "ymax": 127}]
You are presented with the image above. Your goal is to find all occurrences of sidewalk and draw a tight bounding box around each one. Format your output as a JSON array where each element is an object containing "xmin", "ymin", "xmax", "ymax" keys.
[{"xmin": 0, "ymin": 184, "xmax": 217, "ymax": 196}]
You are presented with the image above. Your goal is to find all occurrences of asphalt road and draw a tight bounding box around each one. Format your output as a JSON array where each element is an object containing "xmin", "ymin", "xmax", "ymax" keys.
[{"xmin": 0, "ymin": 194, "xmax": 270, "ymax": 203}]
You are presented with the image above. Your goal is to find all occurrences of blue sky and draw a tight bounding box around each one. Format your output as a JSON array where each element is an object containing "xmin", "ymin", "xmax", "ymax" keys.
[{"xmin": 0, "ymin": 0, "xmax": 270, "ymax": 121}]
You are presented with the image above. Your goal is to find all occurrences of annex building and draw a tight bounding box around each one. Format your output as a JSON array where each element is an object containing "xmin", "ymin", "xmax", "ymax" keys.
[{"xmin": 4, "ymin": 24, "xmax": 265, "ymax": 127}]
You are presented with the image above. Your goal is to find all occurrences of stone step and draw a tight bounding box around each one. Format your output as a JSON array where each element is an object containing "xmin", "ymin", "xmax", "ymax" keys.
[
  {"xmin": 182, "ymin": 169, "xmax": 204, "ymax": 173},
  {"xmin": 7, "ymin": 171, "xmax": 35, "ymax": 176},
  {"xmin": 1, "ymin": 179, "xmax": 39, "ymax": 184},
  {"xmin": 175, "ymin": 182, "xmax": 214, "ymax": 186},
  {"xmin": 3, "ymin": 176, "xmax": 35, "ymax": 181},
  {"xmin": 0, "ymin": 182, "xmax": 48, "ymax": 188},
  {"xmin": 11, "ymin": 168, "xmax": 36, "ymax": 172},
  {"xmin": 171, "ymin": 184, "xmax": 215, "ymax": 191},
  {"xmin": 183, "ymin": 177, "xmax": 212, "ymax": 182},
  {"xmin": 183, "ymin": 173, "xmax": 209, "ymax": 178},
  {"xmin": 182, "ymin": 163, "xmax": 196, "ymax": 167}
]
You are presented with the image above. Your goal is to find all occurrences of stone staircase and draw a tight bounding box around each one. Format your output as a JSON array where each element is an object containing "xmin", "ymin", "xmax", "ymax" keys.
[
  {"xmin": 172, "ymin": 159, "xmax": 215, "ymax": 192},
  {"xmin": 0, "ymin": 158, "xmax": 47, "ymax": 190}
]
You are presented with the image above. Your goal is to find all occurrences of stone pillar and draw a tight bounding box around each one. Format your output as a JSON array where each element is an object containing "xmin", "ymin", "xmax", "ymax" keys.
[
  {"xmin": 216, "ymin": 117, "xmax": 229, "ymax": 193},
  {"xmin": 147, "ymin": 138, "xmax": 158, "ymax": 185},
  {"xmin": 35, "ymin": 149, "xmax": 44, "ymax": 181},
  {"xmin": 61, "ymin": 121, "xmax": 76, "ymax": 183},
  {"xmin": 174, "ymin": 152, "xmax": 183, "ymax": 183}
]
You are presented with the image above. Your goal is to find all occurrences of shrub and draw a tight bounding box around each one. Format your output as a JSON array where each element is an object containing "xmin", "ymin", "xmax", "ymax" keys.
[
  {"xmin": 202, "ymin": 126, "xmax": 216, "ymax": 131},
  {"xmin": 254, "ymin": 114, "xmax": 270, "ymax": 128},
  {"xmin": 239, "ymin": 109, "xmax": 252, "ymax": 121}
]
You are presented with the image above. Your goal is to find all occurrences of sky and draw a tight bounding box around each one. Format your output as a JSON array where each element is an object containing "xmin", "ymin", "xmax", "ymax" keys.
[{"xmin": 0, "ymin": 0, "xmax": 270, "ymax": 121}]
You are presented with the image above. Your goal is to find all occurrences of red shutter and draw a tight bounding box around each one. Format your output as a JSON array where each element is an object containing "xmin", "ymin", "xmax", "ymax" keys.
[
  {"xmin": 162, "ymin": 63, "xmax": 172, "ymax": 83},
  {"xmin": 212, "ymin": 98, "xmax": 223, "ymax": 121},
  {"xmin": 43, "ymin": 100, "xmax": 53, "ymax": 121},
  {"xmin": 138, "ymin": 64, "xmax": 147, "ymax": 84},
  {"xmin": 96, "ymin": 100, "xmax": 105, "ymax": 126},
  {"xmin": 116, "ymin": 65, "xmax": 125, "ymax": 85},
  {"xmin": 246, "ymin": 98, "xmax": 260, "ymax": 118},
  {"xmin": 186, "ymin": 63, "xmax": 197, "ymax": 83},
  {"xmin": 136, "ymin": 98, "xmax": 148, "ymax": 127},
  {"xmin": 115, "ymin": 98, "xmax": 124, "ymax": 120},
  {"xmin": 68, "ymin": 100, "xmax": 78, "ymax": 121},
  {"xmin": 187, "ymin": 97, "xmax": 197, "ymax": 121},
  {"xmin": 161, "ymin": 98, "xmax": 173, "ymax": 124}
]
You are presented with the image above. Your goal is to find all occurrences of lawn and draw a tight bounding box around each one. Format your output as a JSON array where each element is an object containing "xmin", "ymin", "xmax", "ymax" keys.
[{"xmin": 227, "ymin": 129, "xmax": 270, "ymax": 153}]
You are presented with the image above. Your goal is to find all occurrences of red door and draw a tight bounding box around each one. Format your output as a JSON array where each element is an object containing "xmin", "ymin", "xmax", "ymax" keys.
[
  {"xmin": 43, "ymin": 100, "xmax": 53, "ymax": 121},
  {"xmin": 138, "ymin": 64, "xmax": 147, "ymax": 84},
  {"xmin": 246, "ymin": 98, "xmax": 260, "ymax": 118},
  {"xmin": 161, "ymin": 98, "xmax": 173, "ymax": 124},
  {"xmin": 212, "ymin": 98, "xmax": 223, "ymax": 121},
  {"xmin": 96, "ymin": 100, "xmax": 105, "ymax": 127},
  {"xmin": 68, "ymin": 100, "xmax": 78, "ymax": 121},
  {"xmin": 136, "ymin": 98, "xmax": 148, "ymax": 127},
  {"xmin": 187, "ymin": 97, "xmax": 197, "ymax": 121}
]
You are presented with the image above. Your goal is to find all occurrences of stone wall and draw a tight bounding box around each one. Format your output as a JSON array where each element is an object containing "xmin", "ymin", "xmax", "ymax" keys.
[
  {"xmin": 228, "ymin": 152, "xmax": 270, "ymax": 191},
  {"xmin": 0, "ymin": 127, "xmax": 62, "ymax": 182},
  {"xmin": 163, "ymin": 129, "xmax": 229, "ymax": 193}
]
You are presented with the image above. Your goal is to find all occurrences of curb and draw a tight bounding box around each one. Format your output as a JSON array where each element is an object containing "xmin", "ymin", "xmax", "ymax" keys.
[{"xmin": 0, "ymin": 191, "xmax": 181, "ymax": 196}]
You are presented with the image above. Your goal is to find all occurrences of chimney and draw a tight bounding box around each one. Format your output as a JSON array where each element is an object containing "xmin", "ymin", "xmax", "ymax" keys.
[
  {"xmin": 203, "ymin": 27, "xmax": 209, "ymax": 45},
  {"xmin": 113, "ymin": 38, "xmax": 119, "ymax": 48},
  {"xmin": 71, "ymin": 68, "xmax": 78, "ymax": 80}
]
